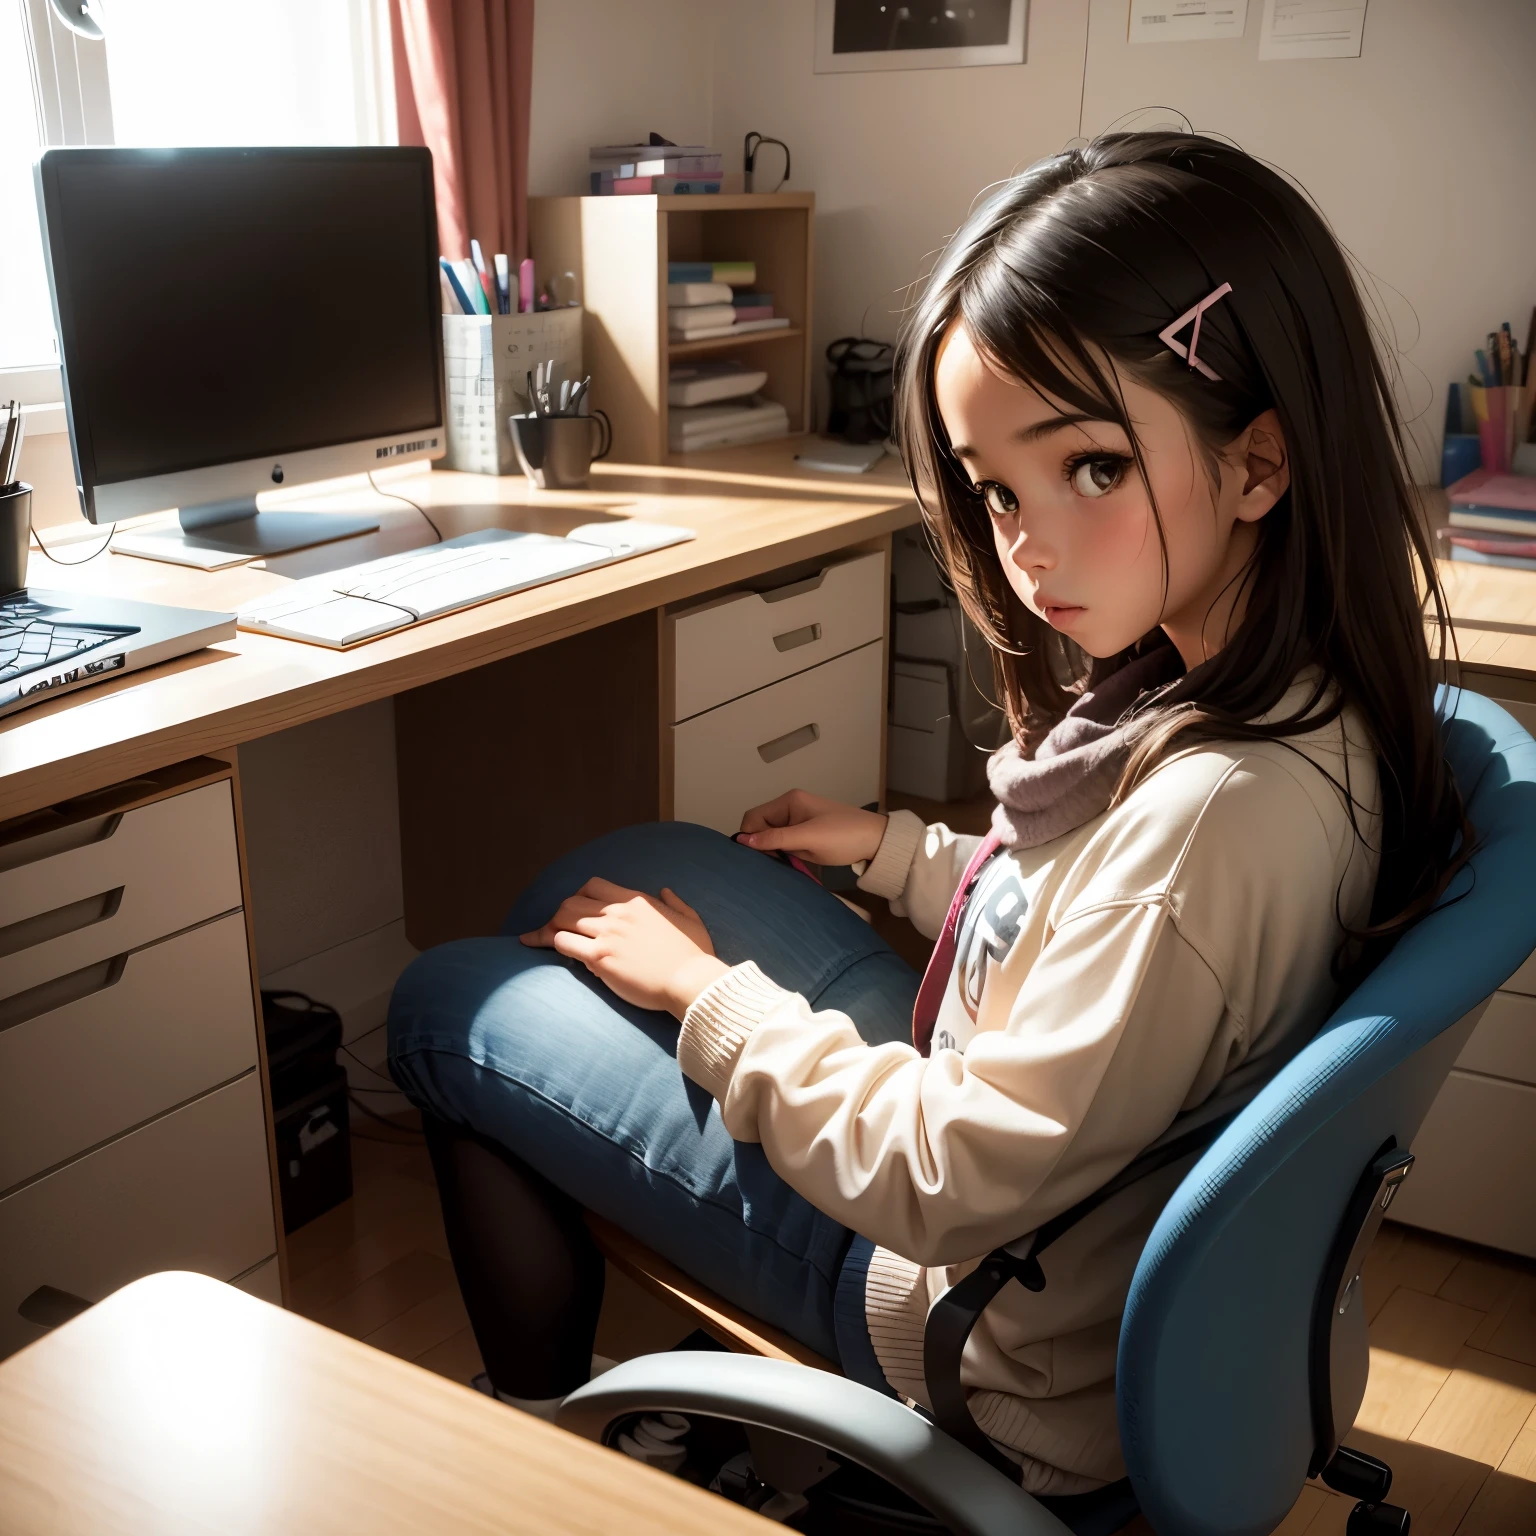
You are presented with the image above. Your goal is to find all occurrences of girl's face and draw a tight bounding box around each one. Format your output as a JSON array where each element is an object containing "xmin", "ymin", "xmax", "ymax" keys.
[{"xmin": 933, "ymin": 320, "xmax": 1287, "ymax": 667}]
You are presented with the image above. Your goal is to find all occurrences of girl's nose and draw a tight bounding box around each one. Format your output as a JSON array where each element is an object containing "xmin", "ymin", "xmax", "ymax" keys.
[{"xmin": 1006, "ymin": 522, "xmax": 1056, "ymax": 573}]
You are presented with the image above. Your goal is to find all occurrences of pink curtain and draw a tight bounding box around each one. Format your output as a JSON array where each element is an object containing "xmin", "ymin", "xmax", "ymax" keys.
[{"xmin": 389, "ymin": 0, "xmax": 535, "ymax": 262}]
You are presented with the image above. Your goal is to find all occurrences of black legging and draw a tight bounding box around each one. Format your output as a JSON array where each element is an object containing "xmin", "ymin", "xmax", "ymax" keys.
[{"xmin": 424, "ymin": 1113, "xmax": 606, "ymax": 1398}]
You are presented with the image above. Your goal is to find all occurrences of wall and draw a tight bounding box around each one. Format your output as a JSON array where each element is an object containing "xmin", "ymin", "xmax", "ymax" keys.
[
  {"xmin": 709, "ymin": 1, "xmax": 1089, "ymax": 380},
  {"xmin": 526, "ymin": 0, "xmax": 718, "ymax": 198}
]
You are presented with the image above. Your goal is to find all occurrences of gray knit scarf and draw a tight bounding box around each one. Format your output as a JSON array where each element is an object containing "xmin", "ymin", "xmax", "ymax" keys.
[{"xmin": 988, "ymin": 640, "xmax": 1186, "ymax": 849}]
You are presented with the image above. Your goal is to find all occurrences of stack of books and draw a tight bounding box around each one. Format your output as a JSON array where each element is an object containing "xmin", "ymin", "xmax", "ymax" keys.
[
  {"xmin": 667, "ymin": 262, "xmax": 790, "ymax": 343},
  {"xmin": 669, "ymin": 395, "xmax": 789, "ymax": 454},
  {"xmin": 1442, "ymin": 464, "xmax": 1536, "ymax": 571},
  {"xmin": 589, "ymin": 143, "xmax": 723, "ymax": 195}
]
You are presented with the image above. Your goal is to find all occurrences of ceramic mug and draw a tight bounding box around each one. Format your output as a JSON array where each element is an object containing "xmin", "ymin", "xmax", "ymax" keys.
[
  {"xmin": 508, "ymin": 411, "xmax": 613, "ymax": 490},
  {"xmin": 0, "ymin": 484, "xmax": 30, "ymax": 595}
]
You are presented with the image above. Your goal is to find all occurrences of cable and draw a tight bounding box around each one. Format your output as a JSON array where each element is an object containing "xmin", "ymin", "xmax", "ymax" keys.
[
  {"xmin": 368, "ymin": 470, "xmax": 443, "ymax": 542},
  {"xmin": 29, "ymin": 521, "xmax": 114, "ymax": 566}
]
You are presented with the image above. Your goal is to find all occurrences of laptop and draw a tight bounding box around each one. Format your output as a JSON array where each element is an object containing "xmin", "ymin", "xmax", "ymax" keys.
[{"xmin": 0, "ymin": 588, "xmax": 235, "ymax": 721}]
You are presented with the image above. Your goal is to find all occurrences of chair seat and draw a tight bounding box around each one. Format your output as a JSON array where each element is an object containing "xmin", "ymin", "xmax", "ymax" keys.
[{"xmin": 585, "ymin": 1213, "xmax": 838, "ymax": 1372}]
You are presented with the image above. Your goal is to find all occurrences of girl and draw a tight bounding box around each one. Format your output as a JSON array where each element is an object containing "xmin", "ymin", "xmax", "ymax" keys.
[{"xmin": 388, "ymin": 131, "xmax": 1464, "ymax": 1498}]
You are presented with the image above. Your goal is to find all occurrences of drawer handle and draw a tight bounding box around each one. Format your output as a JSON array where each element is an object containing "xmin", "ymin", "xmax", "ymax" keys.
[
  {"xmin": 772, "ymin": 622, "xmax": 822, "ymax": 654},
  {"xmin": 0, "ymin": 886, "xmax": 124, "ymax": 960},
  {"xmin": 758, "ymin": 723, "xmax": 820, "ymax": 764},
  {"xmin": 18, "ymin": 1285, "xmax": 93, "ymax": 1331},
  {"xmin": 0, "ymin": 952, "xmax": 127, "ymax": 1034},
  {"xmin": 0, "ymin": 811, "xmax": 123, "ymax": 877}
]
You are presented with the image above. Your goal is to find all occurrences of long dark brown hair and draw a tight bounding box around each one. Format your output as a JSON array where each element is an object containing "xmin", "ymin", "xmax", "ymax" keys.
[{"xmin": 895, "ymin": 130, "xmax": 1467, "ymax": 949}]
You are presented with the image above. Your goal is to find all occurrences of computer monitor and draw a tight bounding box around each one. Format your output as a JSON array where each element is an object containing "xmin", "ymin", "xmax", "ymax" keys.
[{"xmin": 35, "ymin": 146, "xmax": 445, "ymax": 567}]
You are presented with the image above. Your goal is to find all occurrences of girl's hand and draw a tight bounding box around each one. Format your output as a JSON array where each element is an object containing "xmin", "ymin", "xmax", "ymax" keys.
[
  {"xmin": 520, "ymin": 878, "xmax": 729, "ymax": 1018},
  {"xmin": 737, "ymin": 789, "xmax": 888, "ymax": 867}
]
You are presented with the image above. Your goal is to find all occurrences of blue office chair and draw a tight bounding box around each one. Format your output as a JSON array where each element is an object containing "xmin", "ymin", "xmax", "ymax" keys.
[{"xmin": 557, "ymin": 689, "xmax": 1536, "ymax": 1536}]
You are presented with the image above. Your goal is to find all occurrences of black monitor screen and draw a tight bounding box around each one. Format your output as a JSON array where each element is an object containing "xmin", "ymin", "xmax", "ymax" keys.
[{"xmin": 40, "ymin": 147, "xmax": 442, "ymax": 488}]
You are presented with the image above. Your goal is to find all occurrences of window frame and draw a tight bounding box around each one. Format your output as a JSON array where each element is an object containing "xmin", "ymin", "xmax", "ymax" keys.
[{"xmin": 9, "ymin": 0, "xmax": 115, "ymax": 397}]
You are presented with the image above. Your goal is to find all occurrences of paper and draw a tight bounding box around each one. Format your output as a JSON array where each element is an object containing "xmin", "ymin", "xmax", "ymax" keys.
[
  {"xmin": 1259, "ymin": 0, "xmax": 1367, "ymax": 60},
  {"xmin": 1129, "ymin": 0, "xmax": 1248, "ymax": 44}
]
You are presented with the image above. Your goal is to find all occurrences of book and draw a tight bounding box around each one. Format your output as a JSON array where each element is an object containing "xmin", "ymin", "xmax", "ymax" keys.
[
  {"xmin": 598, "ymin": 176, "xmax": 722, "ymax": 196},
  {"xmin": 668, "ymin": 281, "xmax": 733, "ymax": 307},
  {"xmin": 731, "ymin": 305, "xmax": 774, "ymax": 323},
  {"xmin": 669, "ymin": 398, "xmax": 789, "ymax": 453},
  {"xmin": 667, "ymin": 261, "xmax": 756, "ymax": 287},
  {"xmin": 1448, "ymin": 468, "xmax": 1536, "ymax": 513},
  {"xmin": 589, "ymin": 153, "xmax": 724, "ymax": 179},
  {"xmin": 668, "ymin": 362, "xmax": 769, "ymax": 407},
  {"xmin": 1450, "ymin": 546, "xmax": 1536, "ymax": 572},
  {"xmin": 732, "ymin": 292, "xmax": 773, "ymax": 308},
  {"xmin": 590, "ymin": 143, "xmax": 717, "ymax": 165},
  {"xmin": 1448, "ymin": 506, "xmax": 1536, "ymax": 536},
  {"xmin": 1445, "ymin": 533, "xmax": 1536, "ymax": 557},
  {"xmin": 669, "ymin": 317, "xmax": 791, "ymax": 343},
  {"xmin": 672, "ymin": 399, "xmax": 782, "ymax": 438},
  {"xmin": 669, "ymin": 304, "xmax": 738, "ymax": 333}
]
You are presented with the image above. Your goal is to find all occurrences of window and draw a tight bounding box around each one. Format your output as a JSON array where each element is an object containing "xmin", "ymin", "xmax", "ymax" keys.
[{"xmin": 1, "ymin": 0, "xmax": 394, "ymax": 387}]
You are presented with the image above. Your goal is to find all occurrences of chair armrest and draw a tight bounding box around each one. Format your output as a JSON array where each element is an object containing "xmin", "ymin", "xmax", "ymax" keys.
[{"xmin": 554, "ymin": 1353, "xmax": 1073, "ymax": 1536}]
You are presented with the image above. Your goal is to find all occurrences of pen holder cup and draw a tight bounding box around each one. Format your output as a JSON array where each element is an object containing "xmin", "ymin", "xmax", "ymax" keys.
[
  {"xmin": 0, "ymin": 484, "xmax": 30, "ymax": 595},
  {"xmin": 509, "ymin": 411, "xmax": 613, "ymax": 490}
]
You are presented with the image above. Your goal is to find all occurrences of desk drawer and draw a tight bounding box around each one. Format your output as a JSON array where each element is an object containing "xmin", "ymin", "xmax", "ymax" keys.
[
  {"xmin": 0, "ymin": 913, "xmax": 258, "ymax": 1192},
  {"xmin": 0, "ymin": 782, "xmax": 242, "ymax": 1000},
  {"xmin": 0, "ymin": 1072, "xmax": 276, "ymax": 1360},
  {"xmin": 1391, "ymin": 1069, "xmax": 1536, "ymax": 1260},
  {"xmin": 673, "ymin": 641, "xmax": 883, "ymax": 835},
  {"xmin": 672, "ymin": 551, "xmax": 885, "ymax": 720}
]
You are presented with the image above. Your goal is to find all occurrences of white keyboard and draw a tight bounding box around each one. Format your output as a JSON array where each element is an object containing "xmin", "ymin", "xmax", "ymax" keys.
[{"xmin": 238, "ymin": 522, "xmax": 695, "ymax": 648}]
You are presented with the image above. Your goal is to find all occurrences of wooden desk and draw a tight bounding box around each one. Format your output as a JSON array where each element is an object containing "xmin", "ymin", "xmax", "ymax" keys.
[
  {"xmin": 1441, "ymin": 557, "xmax": 1536, "ymax": 694},
  {"xmin": 2, "ymin": 440, "xmax": 917, "ymax": 823},
  {"xmin": 0, "ymin": 1270, "xmax": 775, "ymax": 1535}
]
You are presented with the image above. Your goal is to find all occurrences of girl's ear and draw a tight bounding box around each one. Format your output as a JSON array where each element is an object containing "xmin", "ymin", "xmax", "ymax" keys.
[{"xmin": 1234, "ymin": 409, "xmax": 1289, "ymax": 523}]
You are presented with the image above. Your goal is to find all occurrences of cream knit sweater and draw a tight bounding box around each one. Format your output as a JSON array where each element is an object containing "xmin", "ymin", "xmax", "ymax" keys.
[{"xmin": 678, "ymin": 691, "xmax": 1379, "ymax": 1494}]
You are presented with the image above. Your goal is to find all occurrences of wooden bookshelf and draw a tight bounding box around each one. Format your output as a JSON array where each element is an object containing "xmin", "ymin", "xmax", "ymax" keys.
[{"xmin": 529, "ymin": 192, "xmax": 815, "ymax": 464}]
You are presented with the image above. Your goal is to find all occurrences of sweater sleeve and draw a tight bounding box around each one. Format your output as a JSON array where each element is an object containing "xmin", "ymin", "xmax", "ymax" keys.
[
  {"xmin": 854, "ymin": 810, "xmax": 980, "ymax": 941},
  {"xmin": 678, "ymin": 897, "xmax": 1228, "ymax": 1267}
]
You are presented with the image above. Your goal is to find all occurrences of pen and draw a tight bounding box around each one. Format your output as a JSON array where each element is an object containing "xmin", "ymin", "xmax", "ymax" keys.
[
  {"xmin": 0, "ymin": 404, "xmax": 16, "ymax": 489},
  {"xmin": 1498, "ymin": 325, "xmax": 1513, "ymax": 386},
  {"xmin": 439, "ymin": 257, "xmax": 476, "ymax": 316},
  {"xmin": 493, "ymin": 253, "xmax": 511, "ymax": 315},
  {"xmin": 469, "ymin": 239, "xmax": 497, "ymax": 314},
  {"xmin": 1475, "ymin": 349, "xmax": 1495, "ymax": 388}
]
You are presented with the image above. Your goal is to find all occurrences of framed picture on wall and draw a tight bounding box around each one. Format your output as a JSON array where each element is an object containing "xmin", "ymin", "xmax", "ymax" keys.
[{"xmin": 814, "ymin": 0, "xmax": 1027, "ymax": 73}]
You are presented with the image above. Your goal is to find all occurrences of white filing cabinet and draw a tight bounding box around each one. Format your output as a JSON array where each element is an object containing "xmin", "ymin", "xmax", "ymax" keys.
[
  {"xmin": 665, "ymin": 547, "xmax": 888, "ymax": 834},
  {"xmin": 1389, "ymin": 692, "xmax": 1536, "ymax": 1258},
  {"xmin": 0, "ymin": 760, "xmax": 281, "ymax": 1359}
]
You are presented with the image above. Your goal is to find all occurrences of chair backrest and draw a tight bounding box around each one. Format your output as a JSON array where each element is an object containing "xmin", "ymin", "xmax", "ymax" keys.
[{"xmin": 1116, "ymin": 688, "xmax": 1536, "ymax": 1536}]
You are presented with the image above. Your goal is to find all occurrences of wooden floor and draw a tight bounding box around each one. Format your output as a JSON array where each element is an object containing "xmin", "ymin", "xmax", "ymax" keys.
[{"xmin": 287, "ymin": 1120, "xmax": 1536, "ymax": 1534}]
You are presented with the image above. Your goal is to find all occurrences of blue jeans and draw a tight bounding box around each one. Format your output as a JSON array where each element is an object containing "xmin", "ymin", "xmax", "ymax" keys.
[{"xmin": 387, "ymin": 821, "xmax": 920, "ymax": 1376}]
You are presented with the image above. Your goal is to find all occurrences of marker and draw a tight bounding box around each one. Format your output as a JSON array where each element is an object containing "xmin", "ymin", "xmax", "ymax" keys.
[
  {"xmin": 493, "ymin": 253, "xmax": 511, "ymax": 315},
  {"xmin": 518, "ymin": 257, "xmax": 535, "ymax": 315},
  {"xmin": 454, "ymin": 258, "xmax": 491, "ymax": 315}
]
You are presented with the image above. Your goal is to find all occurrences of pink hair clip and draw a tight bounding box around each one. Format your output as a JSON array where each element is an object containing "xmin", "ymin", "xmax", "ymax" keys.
[{"xmin": 1159, "ymin": 281, "xmax": 1233, "ymax": 382}]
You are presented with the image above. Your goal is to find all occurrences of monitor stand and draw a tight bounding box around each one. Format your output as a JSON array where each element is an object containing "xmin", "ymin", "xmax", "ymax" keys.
[{"xmin": 112, "ymin": 496, "xmax": 380, "ymax": 570}]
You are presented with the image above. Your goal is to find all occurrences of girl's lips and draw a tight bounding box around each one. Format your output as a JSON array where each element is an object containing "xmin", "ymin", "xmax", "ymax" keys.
[{"xmin": 1041, "ymin": 604, "xmax": 1086, "ymax": 629}]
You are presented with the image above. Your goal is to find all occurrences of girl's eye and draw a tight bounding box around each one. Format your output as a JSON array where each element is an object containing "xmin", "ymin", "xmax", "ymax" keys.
[
  {"xmin": 1068, "ymin": 454, "xmax": 1128, "ymax": 499},
  {"xmin": 977, "ymin": 480, "xmax": 1019, "ymax": 518}
]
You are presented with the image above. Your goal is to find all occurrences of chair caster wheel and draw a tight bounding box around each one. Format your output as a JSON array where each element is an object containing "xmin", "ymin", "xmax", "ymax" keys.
[{"xmin": 1347, "ymin": 1501, "xmax": 1410, "ymax": 1535}]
